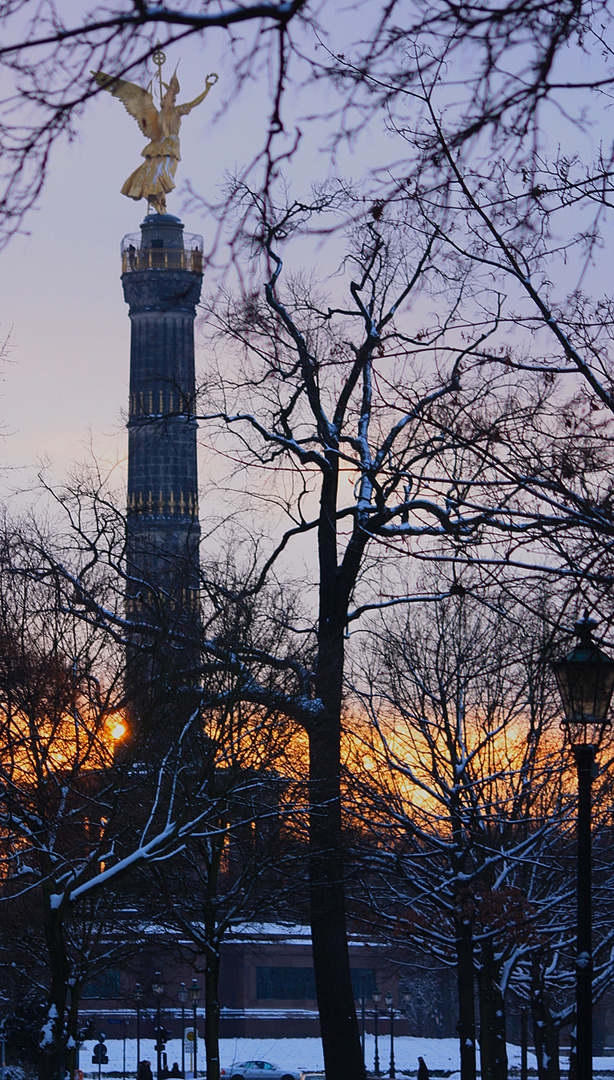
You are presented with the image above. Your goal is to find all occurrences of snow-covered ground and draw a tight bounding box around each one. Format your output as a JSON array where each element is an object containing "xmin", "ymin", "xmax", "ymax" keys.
[
  {"xmin": 80, "ymin": 1035, "xmax": 464, "ymax": 1074},
  {"xmin": 74, "ymin": 1036, "xmax": 614, "ymax": 1076},
  {"xmin": 76, "ymin": 1035, "xmax": 614, "ymax": 1076}
]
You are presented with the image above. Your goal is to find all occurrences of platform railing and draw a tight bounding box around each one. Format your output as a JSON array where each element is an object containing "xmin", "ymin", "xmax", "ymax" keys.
[{"xmin": 121, "ymin": 247, "xmax": 203, "ymax": 274}]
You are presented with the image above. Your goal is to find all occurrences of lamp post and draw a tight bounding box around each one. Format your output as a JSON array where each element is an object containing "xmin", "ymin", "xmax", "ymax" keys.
[
  {"xmin": 178, "ymin": 983, "xmax": 188, "ymax": 1079},
  {"xmin": 386, "ymin": 992, "xmax": 395, "ymax": 1078},
  {"xmin": 134, "ymin": 983, "xmax": 144, "ymax": 1077},
  {"xmin": 553, "ymin": 614, "xmax": 614, "ymax": 1080},
  {"xmin": 122, "ymin": 1017, "xmax": 128, "ymax": 1080},
  {"xmin": 520, "ymin": 1008, "xmax": 528, "ymax": 1080},
  {"xmin": 372, "ymin": 989, "xmax": 381, "ymax": 1077},
  {"xmin": 188, "ymin": 979, "xmax": 201, "ymax": 1079},
  {"xmin": 360, "ymin": 975, "xmax": 367, "ymax": 1066},
  {"xmin": 152, "ymin": 972, "xmax": 165, "ymax": 1080}
]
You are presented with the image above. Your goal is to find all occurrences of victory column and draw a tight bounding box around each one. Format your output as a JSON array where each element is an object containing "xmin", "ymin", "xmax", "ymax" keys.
[{"xmin": 94, "ymin": 51, "xmax": 217, "ymax": 727}]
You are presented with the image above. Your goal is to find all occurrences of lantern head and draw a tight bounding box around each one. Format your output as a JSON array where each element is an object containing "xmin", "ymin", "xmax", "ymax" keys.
[{"xmin": 553, "ymin": 614, "xmax": 614, "ymax": 746}]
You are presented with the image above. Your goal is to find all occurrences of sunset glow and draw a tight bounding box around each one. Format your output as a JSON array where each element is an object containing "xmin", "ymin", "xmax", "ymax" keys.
[{"xmin": 109, "ymin": 719, "xmax": 127, "ymax": 741}]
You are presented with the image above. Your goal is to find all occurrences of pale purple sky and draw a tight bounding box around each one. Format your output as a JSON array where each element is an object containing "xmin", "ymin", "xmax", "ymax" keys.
[
  {"xmin": 2, "ymin": 12, "xmax": 607, "ymax": 510},
  {"xmin": 1, "ymin": 29, "xmax": 340, "ymax": 496}
]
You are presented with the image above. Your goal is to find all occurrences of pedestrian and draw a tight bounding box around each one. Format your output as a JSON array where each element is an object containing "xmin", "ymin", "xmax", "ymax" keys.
[
  {"xmin": 418, "ymin": 1056, "xmax": 429, "ymax": 1080},
  {"xmin": 138, "ymin": 1061, "xmax": 154, "ymax": 1080},
  {"xmin": 170, "ymin": 1065, "xmax": 181, "ymax": 1078}
]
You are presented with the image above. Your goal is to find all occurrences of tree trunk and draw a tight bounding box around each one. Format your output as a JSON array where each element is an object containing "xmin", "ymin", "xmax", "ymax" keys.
[
  {"xmin": 530, "ymin": 958, "xmax": 560, "ymax": 1080},
  {"xmin": 307, "ymin": 461, "xmax": 365, "ymax": 1080},
  {"xmin": 65, "ymin": 984, "xmax": 81, "ymax": 1080},
  {"xmin": 204, "ymin": 942, "xmax": 221, "ymax": 1080},
  {"xmin": 310, "ymin": 600, "xmax": 364, "ymax": 1078},
  {"xmin": 456, "ymin": 917, "xmax": 477, "ymax": 1080},
  {"xmin": 39, "ymin": 909, "xmax": 70, "ymax": 1080},
  {"xmin": 477, "ymin": 940, "xmax": 507, "ymax": 1080},
  {"xmin": 568, "ymin": 1025, "xmax": 576, "ymax": 1080},
  {"xmin": 309, "ymin": 708, "xmax": 364, "ymax": 1080}
]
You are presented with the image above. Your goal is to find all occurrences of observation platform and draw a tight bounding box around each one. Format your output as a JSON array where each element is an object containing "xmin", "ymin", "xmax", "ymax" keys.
[{"xmin": 121, "ymin": 213, "xmax": 204, "ymax": 274}]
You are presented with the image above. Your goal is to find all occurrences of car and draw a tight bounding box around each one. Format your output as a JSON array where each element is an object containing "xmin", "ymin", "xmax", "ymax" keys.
[{"xmin": 222, "ymin": 1061, "xmax": 305, "ymax": 1080}]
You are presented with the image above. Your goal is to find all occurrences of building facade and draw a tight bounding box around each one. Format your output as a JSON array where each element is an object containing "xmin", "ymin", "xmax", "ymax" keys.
[{"xmin": 78, "ymin": 922, "xmax": 406, "ymax": 1042}]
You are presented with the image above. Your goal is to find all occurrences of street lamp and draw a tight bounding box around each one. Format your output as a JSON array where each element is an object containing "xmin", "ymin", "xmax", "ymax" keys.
[
  {"xmin": 188, "ymin": 979, "xmax": 201, "ymax": 1079},
  {"xmin": 134, "ymin": 983, "xmax": 144, "ymax": 1078},
  {"xmin": 553, "ymin": 614, "xmax": 614, "ymax": 1080},
  {"xmin": 152, "ymin": 972, "xmax": 165, "ymax": 1080},
  {"xmin": 372, "ymin": 989, "xmax": 381, "ymax": 1077},
  {"xmin": 386, "ymin": 992, "xmax": 395, "ymax": 1079},
  {"xmin": 359, "ymin": 975, "xmax": 367, "ymax": 1066},
  {"xmin": 177, "ymin": 983, "xmax": 188, "ymax": 1079}
]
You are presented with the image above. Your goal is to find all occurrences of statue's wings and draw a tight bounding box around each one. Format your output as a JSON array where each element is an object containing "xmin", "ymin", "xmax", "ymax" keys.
[{"xmin": 91, "ymin": 70, "xmax": 161, "ymax": 140}]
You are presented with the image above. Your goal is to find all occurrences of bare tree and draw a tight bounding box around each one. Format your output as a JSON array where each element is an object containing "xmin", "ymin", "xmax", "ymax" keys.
[
  {"xmin": 323, "ymin": 2, "xmax": 614, "ymax": 160},
  {"xmin": 182, "ymin": 183, "xmax": 547, "ymax": 1078},
  {"xmin": 0, "ymin": 510, "xmax": 278, "ymax": 1080},
  {"xmin": 300, "ymin": 68, "xmax": 614, "ymax": 636},
  {"xmin": 0, "ymin": 521, "xmax": 134, "ymax": 1080},
  {"xmin": 151, "ymin": 695, "xmax": 305, "ymax": 1080},
  {"xmin": 346, "ymin": 584, "xmax": 575, "ymax": 1080},
  {"xmin": 346, "ymin": 577, "xmax": 614, "ymax": 1080}
]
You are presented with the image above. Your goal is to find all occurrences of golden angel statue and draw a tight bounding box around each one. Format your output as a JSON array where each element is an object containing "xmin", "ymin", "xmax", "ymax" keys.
[{"xmin": 91, "ymin": 62, "xmax": 218, "ymax": 214}]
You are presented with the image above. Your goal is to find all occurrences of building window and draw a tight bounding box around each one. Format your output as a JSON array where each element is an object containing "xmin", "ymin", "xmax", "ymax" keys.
[
  {"xmin": 256, "ymin": 967, "xmax": 375, "ymax": 1000},
  {"xmin": 82, "ymin": 969, "xmax": 121, "ymax": 999},
  {"xmin": 257, "ymin": 967, "xmax": 316, "ymax": 1000},
  {"xmin": 351, "ymin": 969, "xmax": 377, "ymax": 998}
]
